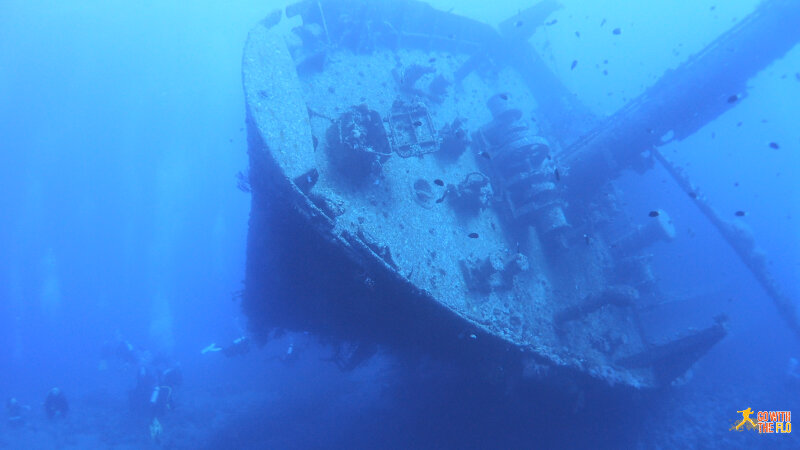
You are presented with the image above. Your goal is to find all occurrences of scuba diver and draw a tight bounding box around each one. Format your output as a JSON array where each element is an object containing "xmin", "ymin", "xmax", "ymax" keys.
[
  {"xmin": 202, "ymin": 336, "xmax": 251, "ymax": 357},
  {"xmin": 99, "ymin": 334, "xmax": 181, "ymax": 443},
  {"xmin": 6, "ymin": 397, "xmax": 30, "ymax": 427},
  {"xmin": 44, "ymin": 388, "xmax": 69, "ymax": 419},
  {"xmin": 99, "ymin": 334, "xmax": 181, "ymax": 420},
  {"xmin": 129, "ymin": 362, "xmax": 182, "ymax": 443},
  {"xmin": 129, "ymin": 364, "xmax": 182, "ymax": 418},
  {"xmin": 202, "ymin": 330, "xmax": 308, "ymax": 363},
  {"xmin": 149, "ymin": 365, "xmax": 181, "ymax": 443}
]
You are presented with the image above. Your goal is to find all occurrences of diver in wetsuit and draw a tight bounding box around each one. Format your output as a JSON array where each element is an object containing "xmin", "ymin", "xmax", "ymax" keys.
[
  {"xmin": 202, "ymin": 336, "xmax": 251, "ymax": 357},
  {"xmin": 130, "ymin": 363, "xmax": 179, "ymax": 442},
  {"xmin": 130, "ymin": 364, "xmax": 182, "ymax": 418},
  {"xmin": 44, "ymin": 388, "xmax": 68, "ymax": 419},
  {"xmin": 202, "ymin": 331, "xmax": 304, "ymax": 362},
  {"xmin": 134, "ymin": 365, "xmax": 181, "ymax": 443}
]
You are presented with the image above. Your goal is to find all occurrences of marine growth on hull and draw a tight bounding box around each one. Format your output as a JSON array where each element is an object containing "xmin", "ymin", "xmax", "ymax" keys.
[{"xmin": 240, "ymin": 0, "xmax": 800, "ymax": 389}]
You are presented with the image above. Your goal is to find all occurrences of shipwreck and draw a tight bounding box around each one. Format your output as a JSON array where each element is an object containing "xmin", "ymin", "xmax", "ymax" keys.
[{"xmin": 240, "ymin": 0, "xmax": 800, "ymax": 389}]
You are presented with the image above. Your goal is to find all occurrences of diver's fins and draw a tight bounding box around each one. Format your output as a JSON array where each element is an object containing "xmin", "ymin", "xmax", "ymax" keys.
[{"xmin": 201, "ymin": 343, "xmax": 222, "ymax": 354}]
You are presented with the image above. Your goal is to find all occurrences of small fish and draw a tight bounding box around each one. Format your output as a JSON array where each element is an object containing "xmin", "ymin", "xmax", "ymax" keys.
[
  {"xmin": 734, "ymin": 181, "xmax": 739, "ymax": 187},
  {"xmin": 612, "ymin": 27, "xmax": 621, "ymax": 35},
  {"xmin": 434, "ymin": 179, "xmax": 444, "ymax": 186},
  {"xmin": 515, "ymin": 20, "xmax": 524, "ymax": 28},
  {"xmin": 727, "ymin": 94, "xmax": 739, "ymax": 103},
  {"xmin": 575, "ymin": 31, "xmax": 581, "ymax": 38},
  {"xmin": 648, "ymin": 210, "xmax": 660, "ymax": 217},
  {"xmin": 554, "ymin": 168, "xmax": 561, "ymax": 181},
  {"xmin": 499, "ymin": 93, "xmax": 509, "ymax": 100},
  {"xmin": 688, "ymin": 192, "xmax": 698, "ymax": 199},
  {"xmin": 769, "ymin": 142, "xmax": 780, "ymax": 149},
  {"xmin": 583, "ymin": 233, "xmax": 591, "ymax": 245},
  {"xmin": 546, "ymin": 19, "xmax": 558, "ymax": 26},
  {"xmin": 570, "ymin": 60, "xmax": 578, "ymax": 70},
  {"xmin": 735, "ymin": 211, "xmax": 746, "ymax": 217},
  {"xmin": 468, "ymin": 233, "xmax": 479, "ymax": 239},
  {"xmin": 428, "ymin": 57, "xmax": 436, "ymax": 63},
  {"xmin": 413, "ymin": 120, "xmax": 423, "ymax": 127},
  {"xmin": 479, "ymin": 152, "xmax": 491, "ymax": 160},
  {"xmin": 600, "ymin": 18, "xmax": 607, "ymax": 27}
]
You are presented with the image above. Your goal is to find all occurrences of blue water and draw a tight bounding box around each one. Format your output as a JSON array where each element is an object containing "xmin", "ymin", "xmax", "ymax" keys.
[{"xmin": 1, "ymin": 0, "xmax": 798, "ymax": 448}]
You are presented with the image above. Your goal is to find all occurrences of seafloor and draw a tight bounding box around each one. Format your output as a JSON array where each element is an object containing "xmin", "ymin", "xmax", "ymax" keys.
[{"xmin": 3, "ymin": 332, "xmax": 796, "ymax": 449}]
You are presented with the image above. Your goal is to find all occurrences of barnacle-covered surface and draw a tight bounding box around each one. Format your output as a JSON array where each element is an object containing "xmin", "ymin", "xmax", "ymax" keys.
[{"xmin": 242, "ymin": 0, "xmax": 735, "ymax": 389}]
